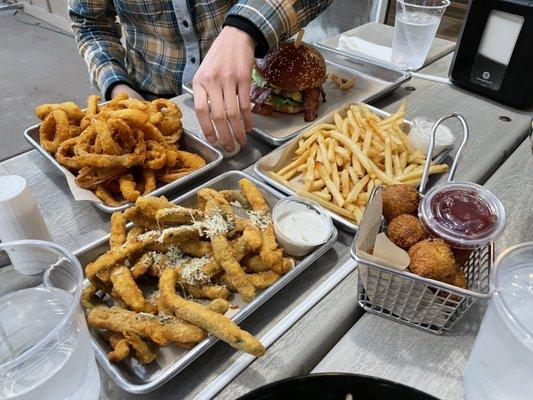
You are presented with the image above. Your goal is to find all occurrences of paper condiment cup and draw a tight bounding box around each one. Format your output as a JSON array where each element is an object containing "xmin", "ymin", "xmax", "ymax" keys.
[{"xmin": 272, "ymin": 196, "xmax": 333, "ymax": 257}]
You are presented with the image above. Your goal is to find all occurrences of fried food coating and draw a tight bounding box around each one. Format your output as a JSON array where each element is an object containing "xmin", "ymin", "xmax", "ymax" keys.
[
  {"xmin": 386, "ymin": 214, "xmax": 428, "ymax": 249},
  {"xmin": 108, "ymin": 332, "xmax": 130, "ymax": 362},
  {"xmin": 109, "ymin": 212, "xmax": 127, "ymax": 250},
  {"xmin": 382, "ymin": 184, "xmax": 420, "ymax": 222},
  {"xmin": 408, "ymin": 238, "xmax": 466, "ymax": 287},
  {"xmin": 110, "ymin": 265, "xmax": 157, "ymax": 313},
  {"xmin": 87, "ymin": 306, "xmax": 206, "ymax": 346},
  {"xmin": 123, "ymin": 331, "xmax": 158, "ymax": 364},
  {"xmin": 159, "ymin": 268, "xmax": 265, "ymax": 357}
]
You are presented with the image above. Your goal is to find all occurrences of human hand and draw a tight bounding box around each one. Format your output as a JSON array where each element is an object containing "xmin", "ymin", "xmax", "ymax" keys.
[
  {"xmin": 192, "ymin": 26, "xmax": 255, "ymax": 151},
  {"xmin": 110, "ymin": 83, "xmax": 144, "ymax": 100}
]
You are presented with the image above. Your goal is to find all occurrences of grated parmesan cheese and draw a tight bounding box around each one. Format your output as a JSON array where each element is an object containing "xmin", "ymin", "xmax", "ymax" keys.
[
  {"xmin": 180, "ymin": 256, "xmax": 210, "ymax": 285},
  {"xmin": 246, "ymin": 210, "xmax": 272, "ymax": 230},
  {"xmin": 192, "ymin": 209, "xmax": 229, "ymax": 238},
  {"xmin": 137, "ymin": 230, "xmax": 160, "ymax": 242}
]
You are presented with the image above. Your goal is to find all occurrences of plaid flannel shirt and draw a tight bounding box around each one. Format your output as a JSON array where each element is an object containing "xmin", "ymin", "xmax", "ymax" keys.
[{"xmin": 68, "ymin": 0, "xmax": 332, "ymax": 99}]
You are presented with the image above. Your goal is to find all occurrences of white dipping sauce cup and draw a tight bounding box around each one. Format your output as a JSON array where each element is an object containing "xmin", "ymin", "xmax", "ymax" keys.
[
  {"xmin": 409, "ymin": 116, "xmax": 455, "ymax": 157},
  {"xmin": 272, "ymin": 196, "xmax": 333, "ymax": 257}
]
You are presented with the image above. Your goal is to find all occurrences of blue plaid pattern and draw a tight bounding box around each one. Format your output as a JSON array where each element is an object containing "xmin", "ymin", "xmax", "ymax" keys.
[{"xmin": 68, "ymin": 0, "xmax": 332, "ymax": 98}]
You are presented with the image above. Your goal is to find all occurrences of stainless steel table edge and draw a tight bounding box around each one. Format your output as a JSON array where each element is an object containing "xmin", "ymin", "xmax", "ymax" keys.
[
  {"xmin": 23, "ymin": 125, "xmax": 223, "ymax": 213},
  {"xmin": 74, "ymin": 170, "xmax": 338, "ymax": 393}
]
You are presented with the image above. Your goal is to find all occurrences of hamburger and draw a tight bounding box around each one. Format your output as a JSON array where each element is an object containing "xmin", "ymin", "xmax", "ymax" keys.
[{"xmin": 250, "ymin": 40, "xmax": 327, "ymax": 122}]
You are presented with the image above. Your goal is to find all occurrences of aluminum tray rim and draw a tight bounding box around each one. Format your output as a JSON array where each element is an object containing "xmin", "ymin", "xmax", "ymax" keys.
[
  {"xmin": 23, "ymin": 124, "xmax": 224, "ymax": 213},
  {"xmin": 74, "ymin": 170, "xmax": 338, "ymax": 393}
]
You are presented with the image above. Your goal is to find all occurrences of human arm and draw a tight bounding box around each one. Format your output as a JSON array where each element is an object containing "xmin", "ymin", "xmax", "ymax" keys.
[
  {"xmin": 68, "ymin": 0, "xmax": 140, "ymax": 100},
  {"xmin": 193, "ymin": 0, "xmax": 333, "ymax": 150}
]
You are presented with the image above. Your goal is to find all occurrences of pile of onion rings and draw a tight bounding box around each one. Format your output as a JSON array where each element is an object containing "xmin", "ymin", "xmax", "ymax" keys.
[{"xmin": 35, "ymin": 93, "xmax": 206, "ymax": 206}]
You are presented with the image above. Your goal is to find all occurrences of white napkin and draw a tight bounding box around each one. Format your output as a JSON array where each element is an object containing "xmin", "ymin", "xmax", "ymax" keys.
[{"xmin": 337, "ymin": 35, "xmax": 392, "ymax": 65}]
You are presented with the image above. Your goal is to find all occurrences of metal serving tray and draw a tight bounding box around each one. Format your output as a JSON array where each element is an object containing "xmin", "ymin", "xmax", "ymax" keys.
[
  {"xmin": 24, "ymin": 125, "xmax": 223, "ymax": 213},
  {"xmin": 182, "ymin": 47, "xmax": 410, "ymax": 146},
  {"xmin": 253, "ymin": 103, "xmax": 450, "ymax": 233},
  {"xmin": 73, "ymin": 170, "xmax": 338, "ymax": 393}
]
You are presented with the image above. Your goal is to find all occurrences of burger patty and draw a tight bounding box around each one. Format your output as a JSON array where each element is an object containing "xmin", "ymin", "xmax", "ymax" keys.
[
  {"xmin": 303, "ymin": 87, "xmax": 326, "ymax": 122},
  {"xmin": 250, "ymin": 83, "xmax": 325, "ymax": 121}
]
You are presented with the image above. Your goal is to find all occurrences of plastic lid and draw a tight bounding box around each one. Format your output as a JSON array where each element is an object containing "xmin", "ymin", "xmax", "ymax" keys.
[
  {"xmin": 412, "ymin": 116, "xmax": 456, "ymax": 145},
  {"xmin": 419, "ymin": 181, "xmax": 506, "ymax": 249}
]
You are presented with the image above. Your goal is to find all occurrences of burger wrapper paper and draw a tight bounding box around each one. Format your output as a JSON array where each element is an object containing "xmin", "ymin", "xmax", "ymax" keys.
[
  {"xmin": 64, "ymin": 168, "xmax": 105, "ymax": 203},
  {"xmin": 355, "ymin": 186, "xmax": 450, "ymax": 326}
]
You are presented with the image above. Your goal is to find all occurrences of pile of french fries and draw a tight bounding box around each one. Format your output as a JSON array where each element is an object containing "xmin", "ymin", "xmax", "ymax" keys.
[{"xmin": 269, "ymin": 102, "xmax": 448, "ymax": 223}]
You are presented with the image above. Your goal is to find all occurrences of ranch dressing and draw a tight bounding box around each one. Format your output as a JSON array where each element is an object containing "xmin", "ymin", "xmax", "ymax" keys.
[
  {"xmin": 277, "ymin": 210, "xmax": 330, "ymax": 245},
  {"xmin": 272, "ymin": 197, "xmax": 333, "ymax": 257}
]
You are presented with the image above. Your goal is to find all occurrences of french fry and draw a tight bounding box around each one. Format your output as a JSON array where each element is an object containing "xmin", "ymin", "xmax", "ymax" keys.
[
  {"xmin": 330, "ymin": 132, "xmax": 397, "ymax": 185},
  {"xmin": 400, "ymin": 151, "xmax": 408, "ymax": 171},
  {"xmin": 278, "ymin": 147, "xmax": 311, "ymax": 176},
  {"xmin": 302, "ymin": 124, "xmax": 336, "ymax": 138},
  {"xmin": 347, "ymin": 166, "xmax": 359, "ymax": 185},
  {"xmin": 335, "ymin": 154, "xmax": 344, "ymax": 166},
  {"xmin": 310, "ymin": 179, "xmax": 325, "ymax": 190},
  {"xmin": 331, "ymin": 161, "xmax": 340, "ymax": 187},
  {"xmin": 346, "ymin": 175, "xmax": 370, "ymax": 204},
  {"xmin": 296, "ymin": 190, "xmax": 356, "ymax": 222},
  {"xmin": 393, "ymin": 153, "xmax": 402, "ymax": 177},
  {"xmin": 303, "ymin": 155, "xmax": 315, "ymax": 191},
  {"xmin": 335, "ymin": 146, "xmax": 350, "ymax": 160},
  {"xmin": 310, "ymin": 190, "xmax": 331, "ymax": 201},
  {"xmin": 362, "ymin": 130, "xmax": 373, "ymax": 155},
  {"xmin": 327, "ymin": 138, "xmax": 336, "ymax": 162},
  {"xmin": 397, "ymin": 164, "xmax": 448, "ymax": 181},
  {"xmin": 317, "ymin": 135, "xmax": 331, "ymax": 174},
  {"xmin": 341, "ymin": 169, "xmax": 350, "ymax": 199},
  {"xmin": 384, "ymin": 136, "xmax": 393, "ymax": 177},
  {"xmin": 317, "ymin": 164, "xmax": 344, "ymax": 207}
]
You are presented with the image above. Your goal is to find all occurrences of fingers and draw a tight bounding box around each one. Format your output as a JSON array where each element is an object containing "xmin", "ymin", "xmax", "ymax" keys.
[
  {"xmin": 224, "ymin": 82, "xmax": 247, "ymax": 146},
  {"xmin": 207, "ymin": 86, "xmax": 235, "ymax": 151},
  {"xmin": 238, "ymin": 77, "xmax": 253, "ymax": 136},
  {"xmin": 192, "ymin": 82, "xmax": 217, "ymax": 144}
]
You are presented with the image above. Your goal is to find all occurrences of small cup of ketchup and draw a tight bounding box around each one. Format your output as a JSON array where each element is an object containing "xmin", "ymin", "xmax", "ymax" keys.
[{"xmin": 418, "ymin": 182, "xmax": 506, "ymax": 250}]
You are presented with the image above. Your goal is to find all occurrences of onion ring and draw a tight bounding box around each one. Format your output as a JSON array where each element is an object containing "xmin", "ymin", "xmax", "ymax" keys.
[
  {"xmin": 35, "ymin": 101, "xmax": 85, "ymax": 124},
  {"xmin": 39, "ymin": 110, "xmax": 73, "ymax": 153}
]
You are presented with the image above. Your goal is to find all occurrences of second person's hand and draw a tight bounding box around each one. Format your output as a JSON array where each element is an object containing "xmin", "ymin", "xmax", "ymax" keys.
[{"xmin": 192, "ymin": 26, "xmax": 255, "ymax": 151}]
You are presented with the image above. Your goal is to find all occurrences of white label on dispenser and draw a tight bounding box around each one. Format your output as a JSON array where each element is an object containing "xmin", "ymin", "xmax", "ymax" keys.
[{"xmin": 478, "ymin": 10, "xmax": 524, "ymax": 67}]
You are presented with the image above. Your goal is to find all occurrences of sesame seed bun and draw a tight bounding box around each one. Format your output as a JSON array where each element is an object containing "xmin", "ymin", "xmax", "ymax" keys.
[{"xmin": 255, "ymin": 41, "xmax": 327, "ymax": 92}]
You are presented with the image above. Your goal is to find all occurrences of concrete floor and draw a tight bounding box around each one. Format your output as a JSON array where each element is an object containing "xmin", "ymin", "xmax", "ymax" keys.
[{"xmin": 0, "ymin": 10, "xmax": 98, "ymax": 161}]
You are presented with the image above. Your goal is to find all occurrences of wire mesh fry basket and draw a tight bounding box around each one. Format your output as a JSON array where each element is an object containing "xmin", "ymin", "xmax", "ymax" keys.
[{"xmin": 351, "ymin": 114, "xmax": 493, "ymax": 334}]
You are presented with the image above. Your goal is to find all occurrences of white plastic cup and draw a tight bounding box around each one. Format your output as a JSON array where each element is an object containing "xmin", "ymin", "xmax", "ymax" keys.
[
  {"xmin": 409, "ymin": 116, "xmax": 455, "ymax": 157},
  {"xmin": 272, "ymin": 196, "xmax": 333, "ymax": 257},
  {"xmin": 463, "ymin": 242, "xmax": 533, "ymax": 400},
  {"xmin": 391, "ymin": 0, "xmax": 450, "ymax": 70},
  {"xmin": 0, "ymin": 240, "xmax": 100, "ymax": 400},
  {"xmin": 0, "ymin": 176, "xmax": 53, "ymax": 274}
]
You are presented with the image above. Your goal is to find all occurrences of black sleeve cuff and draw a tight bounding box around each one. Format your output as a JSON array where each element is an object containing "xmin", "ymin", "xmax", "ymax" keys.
[
  {"xmin": 224, "ymin": 15, "xmax": 270, "ymax": 58},
  {"xmin": 104, "ymin": 80, "xmax": 131, "ymax": 101}
]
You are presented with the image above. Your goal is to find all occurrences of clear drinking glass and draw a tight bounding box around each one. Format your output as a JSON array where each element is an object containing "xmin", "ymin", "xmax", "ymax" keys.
[
  {"xmin": 391, "ymin": 0, "xmax": 450, "ymax": 70},
  {"xmin": 463, "ymin": 242, "xmax": 533, "ymax": 400},
  {"xmin": 0, "ymin": 240, "xmax": 100, "ymax": 400}
]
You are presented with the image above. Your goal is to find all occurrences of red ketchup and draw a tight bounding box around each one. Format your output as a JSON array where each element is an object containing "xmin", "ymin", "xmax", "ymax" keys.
[
  {"xmin": 419, "ymin": 182, "xmax": 506, "ymax": 250},
  {"xmin": 430, "ymin": 189, "xmax": 498, "ymax": 237}
]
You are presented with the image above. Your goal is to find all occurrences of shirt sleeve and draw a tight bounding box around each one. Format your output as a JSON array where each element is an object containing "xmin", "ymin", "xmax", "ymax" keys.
[
  {"xmin": 68, "ymin": 0, "xmax": 132, "ymax": 99},
  {"xmin": 224, "ymin": 0, "xmax": 333, "ymax": 50}
]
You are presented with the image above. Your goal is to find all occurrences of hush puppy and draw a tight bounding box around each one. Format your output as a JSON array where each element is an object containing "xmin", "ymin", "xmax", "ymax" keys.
[
  {"xmin": 387, "ymin": 214, "xmax": 429, "ymax": 249},
  {"xmin": 382, "ymin": 184, "xmax": 420, "ymax": 222},
  {"xmin": 408, "ymin": 238, "xmax": 466, "ymax": 288}
]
